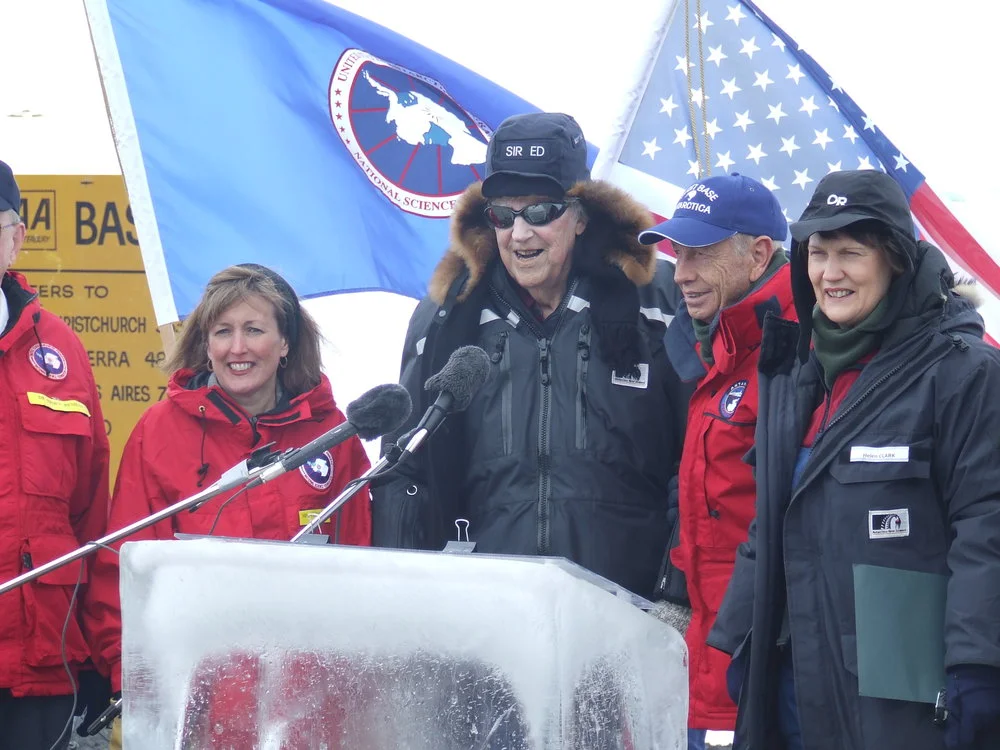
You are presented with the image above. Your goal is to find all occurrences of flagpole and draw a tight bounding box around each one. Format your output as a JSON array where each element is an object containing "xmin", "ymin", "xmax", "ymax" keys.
[
  {"xmin": 158, "ymin": 322, "xmax": 178, "ymax": 355},
  {"xmin": 83, "ymin": 0, "xmax": 181, "ymax": 329},
  {"xmin": 590, "ymin": 0, "xmax": 681, "ymax": 182}
]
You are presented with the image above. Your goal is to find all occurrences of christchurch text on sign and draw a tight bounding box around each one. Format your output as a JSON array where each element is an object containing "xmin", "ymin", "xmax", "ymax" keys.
[{"xmin": 61, "ymin": 315, "xmax": 148, "ymax": 334}]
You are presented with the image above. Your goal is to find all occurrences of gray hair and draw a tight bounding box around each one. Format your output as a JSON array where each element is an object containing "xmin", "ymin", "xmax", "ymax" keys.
[
  {"xmin": 0, "ymin": 208, "xmax": 19, "ymax": 224},
  {"xmin": 730, "ymin": 233, "xmax": 754, "ymax": 255},
  {"xmin": 731, "ymin": 232, "xmax": 783, "ymax": 256}
]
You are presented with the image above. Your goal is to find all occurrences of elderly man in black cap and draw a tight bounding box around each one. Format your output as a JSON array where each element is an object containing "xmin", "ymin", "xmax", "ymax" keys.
[
  {"xmin": 0, "ymin": 160, "xmax": 110, "ymax": 748},
  {"xmin": 373, "ymin": 112, "xmax": 689, "ymax": 602}
]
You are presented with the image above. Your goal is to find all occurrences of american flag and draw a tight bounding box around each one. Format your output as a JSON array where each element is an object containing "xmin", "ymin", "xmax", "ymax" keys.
[{"xmin": 596, "ymin": 0, "xmax": 1000, "ymax": 304}]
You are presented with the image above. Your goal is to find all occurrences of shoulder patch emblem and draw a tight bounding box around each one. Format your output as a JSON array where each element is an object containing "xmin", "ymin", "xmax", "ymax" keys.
[
  {"xmin": 719, "ymin": 379, "xmax": 748, "ymax": 419},
  {"xmin": 611, "ymin": 363, "xmax": 650, "ymax": 389},
  {"xmin": 869, "ymin": 509, "xmax": 910, "ymax": 539},
  {"xmin": 300, "ymin": 450, "xmax": 334, "ymax": 491},
  {"xmin": 28, "ymin": 343, "xmax": 68, "ymax": 380}
]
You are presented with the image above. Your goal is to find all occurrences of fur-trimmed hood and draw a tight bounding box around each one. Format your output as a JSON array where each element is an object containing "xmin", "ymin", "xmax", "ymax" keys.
[{"xmin": 428, "ymin": 180, "xmax": 657, "ymax": 304}]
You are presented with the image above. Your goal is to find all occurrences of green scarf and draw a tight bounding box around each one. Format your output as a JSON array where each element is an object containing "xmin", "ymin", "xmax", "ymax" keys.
[
  {"xmin": 692, "ymin": 316, "xmax": 715, "ymax": 365},
  {"xmin": 811, "ymin": 297, "xmax": 889, "ymax": 388}
]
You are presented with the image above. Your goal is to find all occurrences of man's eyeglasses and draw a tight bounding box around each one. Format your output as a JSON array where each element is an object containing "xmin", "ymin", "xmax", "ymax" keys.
[
  {"xmin": 483, "ymin": 201, "xmax": 576, "ymax": 230},
  {"xmin": 0, "ymin": 222, "xmax": 19, "ymax": 231}
]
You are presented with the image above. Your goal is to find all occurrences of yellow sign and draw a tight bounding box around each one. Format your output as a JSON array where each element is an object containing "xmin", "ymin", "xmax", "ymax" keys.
[
  {"xmin": 26, "ymin": 392, "xmax": 92, "ymax": 417},
  {"xmin": 13, "ymin": 175, "xmax": 168, "ymax": 479}
]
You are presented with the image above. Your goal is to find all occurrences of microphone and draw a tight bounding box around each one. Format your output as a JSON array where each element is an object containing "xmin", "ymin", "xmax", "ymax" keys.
[
  {"xmin": 395, "ymin": 345, "xmax": 491, "ymax": 466},
  {"xmin": 249, "ymin": 383, "xmax": 411, "ymax": 487}
]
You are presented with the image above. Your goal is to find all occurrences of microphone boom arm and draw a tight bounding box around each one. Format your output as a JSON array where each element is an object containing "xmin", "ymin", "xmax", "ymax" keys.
[
  {"xmin": 290, "ymin": 455, "xmax": 391, "ymax": 541},
  {"xmin": 0, "ymin": 456, "xmax": 280, "ymax": 596}
]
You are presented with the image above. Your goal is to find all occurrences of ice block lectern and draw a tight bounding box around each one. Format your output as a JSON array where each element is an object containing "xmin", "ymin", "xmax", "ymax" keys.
[{"xmin": 120, "ymin": 538, "xmax": 687, "ymax": 749}]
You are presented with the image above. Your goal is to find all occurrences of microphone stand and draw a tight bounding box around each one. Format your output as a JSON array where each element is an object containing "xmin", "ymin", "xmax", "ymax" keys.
[
  {"xmin": 0, "ymin": 444, "xmax": 282, "ymax": 597},
  {"xmin": 290, "ymin": 455, "xmax": 391, "ymax": 541},
  {"xmin": 291, "ymin": 419, "xmax": 449, "ymax": 542}
]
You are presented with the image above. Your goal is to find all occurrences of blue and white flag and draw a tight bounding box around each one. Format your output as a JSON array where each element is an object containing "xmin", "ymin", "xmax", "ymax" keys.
[{"xmin": 84, "ymin": 0, "xmax": 538, "ymax": 324}]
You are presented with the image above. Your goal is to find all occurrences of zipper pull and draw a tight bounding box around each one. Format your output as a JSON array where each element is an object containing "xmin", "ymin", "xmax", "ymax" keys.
[
  {"xmin": 539, "ymin": 339, "xmax": 551, "ymax": 386},
  {"xmin": 577, "ymin": 324, "xmax": 591, "ymax": 360},
  {"xmin": 950, "ymin": 334, "xmax": 970, "ymax": 352},
  {"xmin": 491, "ymin": 331, "xmax": 508, "ymax": 363}
]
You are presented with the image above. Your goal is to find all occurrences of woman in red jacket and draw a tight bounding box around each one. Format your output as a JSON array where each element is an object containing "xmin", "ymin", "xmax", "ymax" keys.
[{"xmin": 85, "ymin": 264, "xmax": 372, "ymax": 746}]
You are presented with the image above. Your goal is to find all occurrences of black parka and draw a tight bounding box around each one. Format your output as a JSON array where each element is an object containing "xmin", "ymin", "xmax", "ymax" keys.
[
  {"xmin": 371, "ymin": 179, "xmax": 689, "ymax": 598},
  {"xmin": 709, "ymin": 241, "xmax": 1000, "ymax": 750}
]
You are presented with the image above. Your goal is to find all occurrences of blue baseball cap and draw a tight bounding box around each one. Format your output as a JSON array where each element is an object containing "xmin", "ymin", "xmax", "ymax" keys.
[
  {"xmin": 638, "ymin": 173, "xmax": 787, "ymax": 247},
  {"xmin": 0, "ymin": 160, "xmax": 18, "ymax": 214}
]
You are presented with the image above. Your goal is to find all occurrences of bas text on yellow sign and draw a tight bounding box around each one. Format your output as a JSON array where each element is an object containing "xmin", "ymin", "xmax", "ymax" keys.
[{"xmin": 13, "ymin": 176, "xmax": 168, "ymax": 480}]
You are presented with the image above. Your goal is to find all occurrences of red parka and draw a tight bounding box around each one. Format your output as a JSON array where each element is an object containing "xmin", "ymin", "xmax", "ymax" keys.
[
  {"xmin": 0, "ymin": 271, "xmax": 110, "ymax": 697},
  {"xmin": 667, "ymin": 262, "xmax": 794, "ymax": 729},
  {"xmin": 85, "ymin": 368, "xmax": 372, "ymax": 691}
]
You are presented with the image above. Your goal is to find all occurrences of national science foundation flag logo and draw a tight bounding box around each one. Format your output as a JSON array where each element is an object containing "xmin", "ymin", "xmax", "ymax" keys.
[{"xmin": 331, "ymin": 50, "xmax": 492, "ymax": 218}]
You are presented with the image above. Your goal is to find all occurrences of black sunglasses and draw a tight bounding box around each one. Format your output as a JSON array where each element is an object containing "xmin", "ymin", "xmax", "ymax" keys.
[{"xmin": 483, "ymin": 200, "xmax": 576, "ymax": 229}]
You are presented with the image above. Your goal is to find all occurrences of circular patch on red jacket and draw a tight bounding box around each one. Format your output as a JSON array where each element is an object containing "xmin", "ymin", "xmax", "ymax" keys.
[
  {"xmin": 299, "ymin": 451, "xmax": 334, "ymax": 490},
  {"xmin": 28, "ymin": 343, "xmax": 68, "ymax": 380},
  {"xmin": 719, "ymin": 379, "xmax": 748, "ymax": 419}
]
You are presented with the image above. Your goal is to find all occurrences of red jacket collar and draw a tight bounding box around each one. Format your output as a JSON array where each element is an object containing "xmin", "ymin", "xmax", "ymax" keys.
[
  {"xmin": 0, "ymin": 271, "xmax": 41, "ymax": 344},
  {"xmin": 709, "ymin": 263, "xmax": 795, "ymax": 375},
  {"xmin": 165, "ymin": 368, "xmax": 335, "ymax": 426}
]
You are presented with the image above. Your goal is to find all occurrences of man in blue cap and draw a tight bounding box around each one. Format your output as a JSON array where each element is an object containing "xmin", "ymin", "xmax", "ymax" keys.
[{"xmin": 639, "ymin": 173, "xmax": 792, "ymax": 749}]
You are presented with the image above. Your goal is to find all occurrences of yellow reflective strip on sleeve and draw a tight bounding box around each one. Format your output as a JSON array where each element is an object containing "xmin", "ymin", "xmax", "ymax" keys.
[
  {"xmin": 299, "ymin": 509, "xmax": 326, "ymax": 526},
  {"xmin": 26, "ymin": 391, "xmax": 92, "ymax": 417}
]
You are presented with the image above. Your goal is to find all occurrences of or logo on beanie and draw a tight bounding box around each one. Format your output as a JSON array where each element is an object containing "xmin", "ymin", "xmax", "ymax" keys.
[
  {"xmin": 329, "ymin": 49, "xmax": 492, "ymax": 219},
  {"xmin": 826, "ymin": 194, "xmax": 848, "ymax": 207}
]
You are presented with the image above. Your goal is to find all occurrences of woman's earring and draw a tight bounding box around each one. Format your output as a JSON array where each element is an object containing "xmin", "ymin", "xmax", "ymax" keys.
[
  {"xmin": 279, "ymin": 355, "xmax": 288, "ymax": 369},
  {"xmin": 207, "ymin": 359, "xmax": 214, "ymax": 372}
]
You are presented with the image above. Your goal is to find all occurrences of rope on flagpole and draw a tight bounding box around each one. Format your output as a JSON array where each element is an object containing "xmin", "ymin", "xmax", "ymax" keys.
[
  {"xmin": 696, "ymin": 0, "xmax": 711, "ymax": 175},
  {"xmin": 683, "ymin": 0, "xmax": 703, "ymax": 177},
  {"xmin": 684, "ymin": 0, "xmax": 711, "ymax": 178}
]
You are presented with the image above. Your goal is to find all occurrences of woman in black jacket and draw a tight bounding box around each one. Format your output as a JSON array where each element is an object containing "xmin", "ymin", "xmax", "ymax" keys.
[{"xmin": 709, "ymin": 170, "xmax": 1000, "ymax": 750}]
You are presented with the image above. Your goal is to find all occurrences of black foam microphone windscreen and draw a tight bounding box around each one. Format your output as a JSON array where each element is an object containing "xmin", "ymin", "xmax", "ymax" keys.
[
  {"xmin": 423, "ymin": 345, "xmax": 491, "ymax": 412},
  {"xmin": 344, "ymin": 382, "xmax": 412, "ymax": 440}
]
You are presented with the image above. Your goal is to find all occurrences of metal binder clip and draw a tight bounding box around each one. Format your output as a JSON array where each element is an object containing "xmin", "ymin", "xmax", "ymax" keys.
[
  {"xmin": 442, "ymin": 518, "xmax": 476, "ymax": 553},
  {"xmin": 933, "ymin": 687, "xmax": 948, "ymax": 725}
]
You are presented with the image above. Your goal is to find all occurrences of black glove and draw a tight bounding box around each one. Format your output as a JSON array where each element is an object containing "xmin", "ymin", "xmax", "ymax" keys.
[
  {"xmin": 74, "ymin": 668, "xmax": 112, "ymax": 736},
  {"xmin": 725, "ymin": 633, "xmax": 751, "ymax": 704},
  {"xmin": 726, "ymin": 652, "xmax": 745, "ymax": 704},
  {"xmin": 944, "ymin": 665, "xmax": 1000, "ymax": 749},
  {"xmin": 654, "ymin": 474, "xmax": 690, "ymax": 605}
]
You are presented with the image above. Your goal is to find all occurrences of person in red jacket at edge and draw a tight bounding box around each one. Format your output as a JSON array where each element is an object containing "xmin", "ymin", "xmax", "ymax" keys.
[
  {"xmin": 0, "ymin": 159, "xmax": 111, "ymax": 749},
  {"xmin": 86, "ymin": 263, "xmax": 373, "ymax": 748},
  {"xmin": 640, "ymin": 173, "xmax": 792, "ymax": 750}
]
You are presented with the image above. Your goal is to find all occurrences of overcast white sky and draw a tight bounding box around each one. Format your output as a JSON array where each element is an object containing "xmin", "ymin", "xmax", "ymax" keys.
[{"xmin": 2, "ymin": 0, "xmax": 997, "ymax": 409}]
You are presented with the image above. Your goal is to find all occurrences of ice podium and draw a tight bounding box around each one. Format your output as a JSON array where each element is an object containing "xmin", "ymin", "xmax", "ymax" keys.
[{"xmin": 120, "ymin": 538, "xmax": 687, "ymax": 748}]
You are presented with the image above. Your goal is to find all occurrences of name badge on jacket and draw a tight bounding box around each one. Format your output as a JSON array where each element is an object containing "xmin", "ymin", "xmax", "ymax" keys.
[
  {"xmin": 611, "ymin": 363, "xmax": 649, "ymax": 389},
  {"xmin": 869, "ymin": 509, "xmax": 910, "ymax": 540},
  {"xmin": 850, "ymin": 445, "xmax": 909, "ymax": 463}
]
